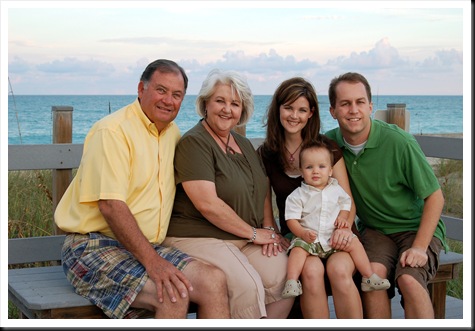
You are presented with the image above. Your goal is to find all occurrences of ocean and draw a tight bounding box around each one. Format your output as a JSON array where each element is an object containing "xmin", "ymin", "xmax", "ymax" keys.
[{"xmin": 7, "ymin": 95, "xmax": 463, "ymax": 145}]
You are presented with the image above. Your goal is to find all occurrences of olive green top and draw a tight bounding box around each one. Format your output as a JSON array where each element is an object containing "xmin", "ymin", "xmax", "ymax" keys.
[{"xmin": 167, "ymin": 120, "xmax": 268, "ymax": 239}]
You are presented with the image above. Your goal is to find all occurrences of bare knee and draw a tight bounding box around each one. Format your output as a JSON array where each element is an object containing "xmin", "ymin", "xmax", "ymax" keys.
[
  {"xmin": 302, "ymin": 257, "xmax": 325, "ymax": 279},
  {"xmin": 202, "ymin": 264, "xmax": 227, "ymax": 294},
  {"xmin": 301, "ymin": 258, "xmax": 325, "ymax": 294},
  {"xmin": 397, "ymin": 273, "xmax": 422, "ymax": 293},
  {"xmin": 132, "ymin": 279, "xmax": 190, "ymax": 318},
  {"xmin": 187, "ymin": 262, "xmax": 228, "ymax": 303}
]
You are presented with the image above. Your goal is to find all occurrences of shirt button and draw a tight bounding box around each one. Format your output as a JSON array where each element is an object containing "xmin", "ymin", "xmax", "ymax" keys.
[{"xmin": 353, "ymin": 161, "xmax": 357, "ymax": 165}]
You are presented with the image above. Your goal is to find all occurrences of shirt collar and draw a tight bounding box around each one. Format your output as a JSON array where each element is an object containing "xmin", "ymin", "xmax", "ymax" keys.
[
  {"xmin": 301, "ymin": 177, "xmax": 338, "ymax": 192},
  {"xmin": 335, "ymin": 119, "xmax": 380, "ymax": 151},
  {"xmin": 133, "ymin": 98, "xmax": 175, "ymax": 137}
]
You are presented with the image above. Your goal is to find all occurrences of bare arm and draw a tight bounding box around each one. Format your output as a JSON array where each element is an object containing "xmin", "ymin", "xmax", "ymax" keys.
[
  {"xmin": 330, "ymin": 158, "xmax": 356, "ymax": 249},
  {"xmin": 262, "ymin": 184, "xmax": 287, "ymax": 256},
  {"xmin": 335, "ymin": 210, "xmax": 351, "ymax": 229},
  {"xmin": 400, "ymin": 188, "xmax": 445, "ymax": 267},
  {"xmin": 182, "ymin": 180, "xmax": 277, "ymax": 245},
  {"xmin": 98, "ymin": 199, "xmax": 193, "ymax": 303},
  {"xmin": 331, "ymin": 158, "xmax": 356, "ymax": 226},
  {"xmin": 287, "ymin": 218, "xmax": 317, "ymax": 244}
]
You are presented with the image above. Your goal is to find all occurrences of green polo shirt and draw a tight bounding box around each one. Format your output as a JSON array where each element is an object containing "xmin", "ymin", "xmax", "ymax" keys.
[{"xmin": 326, "ymin": 120, "xmax": 447, "ymax": 250}]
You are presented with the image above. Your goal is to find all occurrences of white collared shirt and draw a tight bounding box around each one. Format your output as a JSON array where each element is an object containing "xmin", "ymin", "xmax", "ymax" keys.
[{"xmin": 285, "ymin": 178, "xmax": 351, "ymax": 251}]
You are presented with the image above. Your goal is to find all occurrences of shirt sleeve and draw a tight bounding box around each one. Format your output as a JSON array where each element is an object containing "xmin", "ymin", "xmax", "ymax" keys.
[
  {"xmin": 79, "ymin": 127, "xmax": 130, "ymax": 203},
  {"xmin": 174, "ymin": 133, "xmax": 216, "ymax": 184},
  {"xmin": 337, "ymin": 187, "xmax": 352, "ymax": 211},
  {"xmin": 285, "ymin": 189, "xmax": 304, "ymax": 221}
]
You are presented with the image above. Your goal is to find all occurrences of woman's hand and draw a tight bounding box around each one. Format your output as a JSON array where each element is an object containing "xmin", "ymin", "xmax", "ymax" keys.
[
  {"xmin": 330, "ymin": 227, "xmax": 353, "ymax": 250},
  {"xmin": 261, "ymin": 233, "xmax": 288, "ymax": 256},
  {"xmin": 253, "ymin": 228, "xmax": 279, "ymax": 246}
]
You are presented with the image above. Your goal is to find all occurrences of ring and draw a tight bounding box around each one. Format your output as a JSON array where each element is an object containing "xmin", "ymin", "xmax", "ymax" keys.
[
  {"xmin": 273, "ymin": 242, "xmax": 278, "ymax": 246},
  {"xmin": 343, "ymin": 239, "xmax": 348, "ymax": 242},
  {"xmin": 271, "ymin": 233, "xmax": 275, "ymax": 239}
]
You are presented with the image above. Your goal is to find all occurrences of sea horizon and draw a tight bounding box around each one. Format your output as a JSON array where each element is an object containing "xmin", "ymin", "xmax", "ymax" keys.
[{"xmin": 8, "ymin": 94, "xmax": 463, "ymax": 145}]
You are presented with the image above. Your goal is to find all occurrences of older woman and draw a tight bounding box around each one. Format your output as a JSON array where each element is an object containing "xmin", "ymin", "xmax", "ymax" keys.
[{"xmin": 164, "ymin": 69, "xmax": 294, "ymax": 318}]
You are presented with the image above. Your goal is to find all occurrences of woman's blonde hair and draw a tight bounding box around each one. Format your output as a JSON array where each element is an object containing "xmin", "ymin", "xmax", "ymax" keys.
[{"xmin": 195, "ymin": 69, "xmax": 254, "ymax": 126}]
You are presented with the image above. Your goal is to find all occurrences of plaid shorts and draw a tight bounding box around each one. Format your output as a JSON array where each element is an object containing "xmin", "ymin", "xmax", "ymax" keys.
[
  {"xmin": 287, "ymin": 237, "xmax": 338, "ymax": 259},
  {"xmin": 61, "ymin": 233, "xmax": 194, "ymax": 319}
]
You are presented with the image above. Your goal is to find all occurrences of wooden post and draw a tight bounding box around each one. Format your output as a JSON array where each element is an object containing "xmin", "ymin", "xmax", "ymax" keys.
[
  {"xmin": 387, "ymin": 103, "xmax": 407, "ymax": 130},
  {"xmin": 52, "ymin": 106, "xmax": 73, "ymax": 235}
]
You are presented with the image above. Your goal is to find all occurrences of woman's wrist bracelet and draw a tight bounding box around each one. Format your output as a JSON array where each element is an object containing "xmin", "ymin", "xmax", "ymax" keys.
[{"xmin": 248, "ymin": 226, "xmax": 257, "ymax": 242}]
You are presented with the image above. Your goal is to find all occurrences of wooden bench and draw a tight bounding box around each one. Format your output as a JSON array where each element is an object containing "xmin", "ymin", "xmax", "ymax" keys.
[{"xmin": 8, "ymin": 135, "xmax": 463, "ymax": 319}]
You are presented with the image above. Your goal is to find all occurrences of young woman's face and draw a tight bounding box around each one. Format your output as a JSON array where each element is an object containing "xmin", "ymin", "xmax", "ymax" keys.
[{"xmin": 279, "ymin": 96, "xmax": 313, "ymax": 135}]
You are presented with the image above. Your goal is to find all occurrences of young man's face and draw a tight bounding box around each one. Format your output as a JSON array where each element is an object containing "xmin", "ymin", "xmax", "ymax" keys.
[{"xmin": 330, "ymin": 81, "xmax": 373, "ymax": 145}]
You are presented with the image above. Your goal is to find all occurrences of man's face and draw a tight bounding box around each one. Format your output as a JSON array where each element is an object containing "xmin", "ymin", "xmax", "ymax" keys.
[
  {"xmin": 138, "ymin": 70, "xmax": 185, "ymax": 131},
  {"xmin": 330, "ymin": 81, "xmax": 373, "ymax": 144}
]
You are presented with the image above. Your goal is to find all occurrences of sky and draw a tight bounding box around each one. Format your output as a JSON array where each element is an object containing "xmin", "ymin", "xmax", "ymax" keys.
[
  {"xmin": 0, "ymin": 2, "xmax": 472, "ymax": 328},
  {"xmin": 2, "ymin": 1, "xmax": 470, "ymax": 96}
]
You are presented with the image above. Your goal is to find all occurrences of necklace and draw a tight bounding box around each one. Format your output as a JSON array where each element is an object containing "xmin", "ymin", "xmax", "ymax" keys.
[
  {"xmin": 204, "ymin": 119, "xmax": 236, "ymax": 154},
  {"xmin": 284, "ymin": 142, "xmax": 302, "ymax": 163}
]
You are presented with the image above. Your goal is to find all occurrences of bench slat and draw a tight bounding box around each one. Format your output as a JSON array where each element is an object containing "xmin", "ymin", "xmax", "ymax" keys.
[
  {"xmin": 8, "ymin": 144, "xmax": 83, "ymax": 170},
  {"xmin": 9, "ymin": 235, "xmax": 65, "ymax": 265},
  {"xmin": 9, "ymin": 266, "xmax": 92, "ymax": 310},
  {"xmin": 413, "ymin": 135, "xmax": 463, "ymax": 160},
  {"xmin": 441, "ymin": 215, "xmax": 463, "ymax": 242},
  {"xmin": 439, "ymin": 251, "xmax": 463, "ymax": 265}
]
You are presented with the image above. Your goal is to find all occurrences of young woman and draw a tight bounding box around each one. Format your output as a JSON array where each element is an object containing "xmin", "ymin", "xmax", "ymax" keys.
[{"xmin": 257, "ymin": 77, "xmax": 363, "ymax": 318}]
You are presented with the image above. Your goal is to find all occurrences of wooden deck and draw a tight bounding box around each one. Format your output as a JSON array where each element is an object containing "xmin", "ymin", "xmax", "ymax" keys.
[
  {"xmin": 186, "ymin": 294, "xmax": 463, "ymax": 320},
  {"xmin": 327, "ymin": 293, "xmax": 463, "ymax": 319}
]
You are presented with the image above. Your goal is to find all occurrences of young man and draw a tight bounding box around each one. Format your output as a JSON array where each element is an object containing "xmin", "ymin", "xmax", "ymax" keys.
[
  {"xmin": 325, "ymin": 72, "xmax": 447, "ymax": 319},
  {"xmin": 54, "ymin": 59, "xmax": 230, "ymax": 319}
]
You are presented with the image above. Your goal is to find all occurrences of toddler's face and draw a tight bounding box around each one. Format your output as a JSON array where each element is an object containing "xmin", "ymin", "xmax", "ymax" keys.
[{"xmin": 300, "ymin": 147, "xmax": 333, "ymax": 190}]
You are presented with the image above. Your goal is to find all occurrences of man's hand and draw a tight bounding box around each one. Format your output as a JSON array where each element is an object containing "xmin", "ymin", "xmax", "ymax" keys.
[
  {"xmin": 146, "ymin": 257, "xmax": 194, "ymax": 303},
  {"xmin": 400, "ymin": 247, "xmax": 428, "ymax": 268}
]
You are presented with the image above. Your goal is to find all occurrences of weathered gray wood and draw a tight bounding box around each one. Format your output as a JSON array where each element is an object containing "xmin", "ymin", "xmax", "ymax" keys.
[
  {"xmin": 441, "ymin": 215, "xmax": 463, "ymax": 241},
  {"xmin": 7, "ymin": 135, "xmax": 462, "ymax": 171},
  {"xmin": 8, "ymin": 144, "xmax": 83, "ymax": 170},
  {"xmin": 8, "ymin": 266, "xmax": 92, "ymax": 310},
  {"xmin": 414, "ymin": 135, "xmax": 463, "ymax": 160},
  {"xmin": 8, "ymin": 235, "xmax": 65, "ymax": 265},
  {"xmin": 439, "ymin": 251, "xmax": 464, "ymax": 265},
  {"xmin": 327, "ymin": 291, "xmax": 463, "ymax": 319}
]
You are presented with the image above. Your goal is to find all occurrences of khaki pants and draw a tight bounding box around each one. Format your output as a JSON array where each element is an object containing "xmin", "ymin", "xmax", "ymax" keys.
[{"xmin": 163, "ymin": 237, "xmax": 288, "ymax": 318}]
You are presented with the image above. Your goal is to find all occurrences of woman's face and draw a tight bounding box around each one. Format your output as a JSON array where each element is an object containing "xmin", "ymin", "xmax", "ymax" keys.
[
  {"xmin": 205, "ymin": 83, "xmax": 242, "ymax": 136},
  {"xmin": 279, "ymin": 96, "xmax": 313, "ymax": 135}
]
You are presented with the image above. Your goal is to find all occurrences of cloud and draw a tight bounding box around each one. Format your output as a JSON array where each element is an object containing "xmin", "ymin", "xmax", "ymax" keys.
[
  {"xmin": 8, "ymin": 56, "xmax": 34, "ymax": 74},
  {"xmin": 36, "ymin": 57, "xmax": 115, "ymax": 75},
  {"xmin": 7, "ymin": 38, "xmax": 462, "ymax": 95},
  {"xmin": 418, "ymin": 49, "xmax": 463, "ymax": 71},
  {"xmin": 326, "ymin": 38, "xmax": 407, "ymax": 70}
]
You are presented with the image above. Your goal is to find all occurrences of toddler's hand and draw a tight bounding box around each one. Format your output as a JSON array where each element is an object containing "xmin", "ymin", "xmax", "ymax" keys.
[
  {"xmin": 334, "ymin": 216, "xmax": 350, "ymax": 229},
  {"xmin": 303, "ymin": 230, "xmax": 317, "ymax": 243}
]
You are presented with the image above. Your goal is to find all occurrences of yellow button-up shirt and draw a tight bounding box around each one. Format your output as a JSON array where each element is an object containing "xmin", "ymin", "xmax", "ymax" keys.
[{"xmin": 54, "ymin": 99, "xmax": 180, "ymax": 244}]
